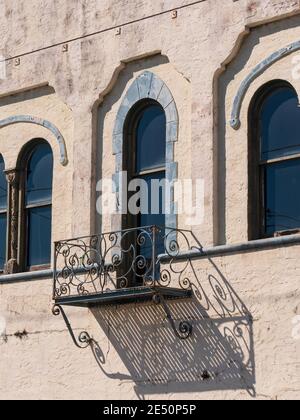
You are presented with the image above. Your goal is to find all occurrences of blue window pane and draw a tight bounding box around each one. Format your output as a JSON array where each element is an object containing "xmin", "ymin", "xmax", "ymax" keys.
[
  {"xmin": 0, "ymin": 156, "xmax": 7, "ymax": 211},
  {"xmin": 26, "ymin": 143, "xmax": 53, "ymax": 205},
  {"xmin": 261, "ymin": 88, "xmax": 300, "ymax": 161},
  {"xmin": 0, "ymin": 214, "xmax": 7, "ymax": 270},
  {"xmin": 136, "ymin": 105, "xmax": 166, "ymax": 173},
  {"xmin": 265, "ymin": 159, "xmax": 300, "ymax": 235},
  {"xmin": 27, "ymin": 206, "xmax": 52, "ymax": 266},
  {"xmin": 139, "ymin": 172, "xmax": 166, "ymax": 258},
  {"xmin": 139, "ymin": 172, "xmax": 166, "ymax": 227}
]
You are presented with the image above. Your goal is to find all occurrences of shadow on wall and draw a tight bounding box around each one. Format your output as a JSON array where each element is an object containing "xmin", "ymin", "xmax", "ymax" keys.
[{"xmin": 89, "ymin": 259, "xmax": 255, "ymax": 399}]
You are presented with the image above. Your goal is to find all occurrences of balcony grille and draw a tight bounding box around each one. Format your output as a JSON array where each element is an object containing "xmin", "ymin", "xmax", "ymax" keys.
[{"xmin": 53, "ymin": 226, "xmax": 201, "ymax": 305}]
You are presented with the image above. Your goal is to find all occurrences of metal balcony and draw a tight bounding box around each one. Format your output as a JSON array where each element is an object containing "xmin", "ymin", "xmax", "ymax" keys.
[{"xmin": 52, "ymin": 226, "xmax": 202, "ymax": 345}]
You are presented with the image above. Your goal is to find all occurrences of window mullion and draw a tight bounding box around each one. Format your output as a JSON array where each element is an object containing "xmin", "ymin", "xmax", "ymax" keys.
[{"xmin": 3, "ymin": 168, "xmax": 20, "ymax": 274}]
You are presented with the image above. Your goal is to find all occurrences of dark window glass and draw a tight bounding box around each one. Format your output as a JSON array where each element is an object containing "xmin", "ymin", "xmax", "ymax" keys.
[
  {"xmin": 257, "ymin": 85, "xmax": 300, "ymax": 237},
  {"xmin": 135, "ymin": 105, "xmax": 166, "ymax": 254},
  {"xmin": 139, "ymin": 171, "xmax": 166, "ymax": 258},
  {"xmin": 127, "ymin": 103, "xmax": 167, "ymax": 284},
  {"xmin": 0, "ymin": 156, "xmax": 7, "ymax": 211},
  {"xmin": 261, "ymin": 88, "xmax": 300, "ymax": 161},
  {"xmin": 27, "ymin": 207, "xmax": 52, "ymax": 267},
  {"xmin": 136, "ymin": 105, "xmax": 166, "ymax": 173},
  {"xmin": 26, "ymin": 143, "xmax": 53, "ymax": 205},
  {"xmin": 26, "ymin": 143, "xmax": 53, "ymax": 267},
  {"xmin": 0, "ymin": 214, "xmax": 7, "ymax": 270},
  {"xmin": 0, "ymin": 156, "xmax": 7, "ymax": 270},
  {"xmin": 265, "ymin": 159, "xmax": 300, "ymax": 235}
]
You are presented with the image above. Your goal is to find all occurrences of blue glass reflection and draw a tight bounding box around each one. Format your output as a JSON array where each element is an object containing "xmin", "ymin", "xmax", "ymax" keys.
[
  {"xmin": 265, "ymin": 159, "xmax": 300, "ymax": 235},
  {"xmin": 26, "ymin": 143, "xmax": 53, "ymax": 205},
  {"xmin": 0, "ymin": 155, "xmax": 7, "ymax": 211},
  {"xmin": 0, "ymin": 214, "xmax": 7, "ymax": 270},
  {"xmin": 136, "ymin": 105, "xmax": 166, "ymax": 173},
  {"xmin": 261, "ymin": 88, "xmax": 300, "ymax": 161},
  {"xmin": 139, "ymin": 172, "xmax": 166, "ymax": 259},
  {"xmin": 27, "ymin": 206, "xmax": 52, "ymax": 267},
  {"xmin": 0, "ymin": 156, "xmax": 7, "ymax": 270}
]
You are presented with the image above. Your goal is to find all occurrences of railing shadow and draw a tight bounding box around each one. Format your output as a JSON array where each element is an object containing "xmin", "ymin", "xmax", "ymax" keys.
[{"xmin": 90, "ymin": 257, "xmax": 255, "ymax": 399}]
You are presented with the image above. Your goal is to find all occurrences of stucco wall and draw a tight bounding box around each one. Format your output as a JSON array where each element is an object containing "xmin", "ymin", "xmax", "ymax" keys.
[{"xmin": 0, "ymin": 0, "xmax": 300, "ymax": 400}]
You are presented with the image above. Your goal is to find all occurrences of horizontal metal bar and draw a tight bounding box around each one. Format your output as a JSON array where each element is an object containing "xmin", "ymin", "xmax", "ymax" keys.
[
  {"xmin": 0, "ymin": 269, "xmax": 53, "ymax": 284},
  {"xmin": 260, "ymin": 153, "xmax": 300, "ymax": 166},
  {"xmin": 25, "ymin": 202, "xmax": 51, "ymax": 209},
  {"xmin": 134, "ymin": 167, "xmax": 166, "ymax": 177},
  {"xmin": 158, "ymin": 233, "xmax": 300, "ymax": 263},
  {"xmin": 55, "ymin": 225, "xmax": 193, "ymax": 244}
]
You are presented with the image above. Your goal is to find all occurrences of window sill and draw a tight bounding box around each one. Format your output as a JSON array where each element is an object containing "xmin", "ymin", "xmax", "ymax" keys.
[
  {"xmin": 158, "ymin": 233, "xmax": 300, "ymax": 263},
  {"xmin": 2, "ymin": 235, "xmax": 300, "ymax": 284},
  {"xmin": 27, "ymin": 264, "xmax": 51, "ymax": 272},
  {"xmin": 0, "ymin": 269, "xmax": 53, "ymax": 284}
]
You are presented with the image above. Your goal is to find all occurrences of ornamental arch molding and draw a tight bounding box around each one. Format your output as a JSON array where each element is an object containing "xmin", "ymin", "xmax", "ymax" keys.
[
  {"xmin": 230, "ymin": 40, "xmax": 300, "ymax": 130},
  {"xmin": 0, "ymin": 115, "xmax": 68, "ymax": 166},
  {"xmin": 112, "ymin": 71, "xmax": 179, "ymax": 230}
]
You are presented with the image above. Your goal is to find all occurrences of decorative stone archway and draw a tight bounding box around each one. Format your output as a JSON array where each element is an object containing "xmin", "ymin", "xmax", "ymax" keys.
[
  {"xmin": 0, "ymin": 115, "xmax": 68, "ymax": 166},
  {"xmin": 112, "ymin": 71, "xmax": 179, "ymax": 230},
  {"xmin": 230, "ymin": 40, "xmax": 300, "ymax": 130}
]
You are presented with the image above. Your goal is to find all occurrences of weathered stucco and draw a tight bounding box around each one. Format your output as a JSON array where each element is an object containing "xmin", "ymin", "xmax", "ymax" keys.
[{"xmin": 0, "ymin": 0, "xmax": 300, "ymax": 400}]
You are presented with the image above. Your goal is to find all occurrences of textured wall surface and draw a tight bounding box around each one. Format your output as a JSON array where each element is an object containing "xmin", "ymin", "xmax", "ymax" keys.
[{"xmin": 0, "ymin": 0, "xmax": 300, "ymax": 400}]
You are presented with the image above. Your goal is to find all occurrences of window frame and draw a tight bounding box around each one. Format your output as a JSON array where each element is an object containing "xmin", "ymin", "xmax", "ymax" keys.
[
  {"xmin": 120, "ymin": 100, "xmax": 167, "ymax": 286},
  {"xmin": 18, "ymin": 139, "xmax": 53, "ymax": 272},
  {"xmin": 123, "ymin": 99, "xmax": 167, "ymax": 232},
  {"xmin": 0, "ymin": 155, "xmax": 7, "ymax": 273},
  {"xmin": 0, "ymin": 209, "xmax": 7, "ymax": 273},
  {"xmin": 249, "ymin": 80, "xmax": 300, "ymax": 240}
]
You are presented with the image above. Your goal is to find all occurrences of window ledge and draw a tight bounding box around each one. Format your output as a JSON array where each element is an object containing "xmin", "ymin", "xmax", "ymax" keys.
[
  {"xmin": 159, "ymin": 233, "xmax": 300, "ymax": 263},
  {"xmin": 0, "ymin": 269, "xmax": 53, "ymax": 284},
  {"xmin": 2, "ymin": 234, "xmax": 300, "ymax": 284}
]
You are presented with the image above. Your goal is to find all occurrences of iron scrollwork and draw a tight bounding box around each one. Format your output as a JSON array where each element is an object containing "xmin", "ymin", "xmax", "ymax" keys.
[
  {"xmin": 153, "ymin": 293, "xmax": 193, "ymax": 340},
  {"xmin": 53, "ymin": 226, "xmax": 200, "ymax": 298},
  {"xmin": 52, "ymin": 304, "xmax": 91, "ymax": 349},
  {"xmin": 53, "ymin": 226, "xmax": 201, "ymax": 344}
]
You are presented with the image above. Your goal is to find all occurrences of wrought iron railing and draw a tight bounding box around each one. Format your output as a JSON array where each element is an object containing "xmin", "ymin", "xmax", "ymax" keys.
[{"xmin": 53, "ymin": 226, "xmax": 202, "ymax": 301}]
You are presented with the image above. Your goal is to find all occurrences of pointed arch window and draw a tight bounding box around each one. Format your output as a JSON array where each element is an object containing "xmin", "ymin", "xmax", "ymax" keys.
[
  {"xmin": 250, "ymin": 81, "xmax": 300, "ymax": 238},
  {"xmin": 0, "ymin": 155, "xmax": 7, "ymax": 271}
]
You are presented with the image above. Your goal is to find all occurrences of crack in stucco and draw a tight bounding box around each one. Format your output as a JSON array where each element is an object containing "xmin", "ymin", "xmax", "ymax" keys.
[{"xmin": 0, "ymin": 327, "xmax": 84, "ymax": 343}]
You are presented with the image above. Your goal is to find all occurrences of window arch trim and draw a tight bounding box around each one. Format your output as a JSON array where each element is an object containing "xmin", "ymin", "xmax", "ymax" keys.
[
  {"xmin": 0, "ymin": 115, "xmax": 68, "ymax": 166},
  {"xmin": 230, "ymin": 39, "xmax": 300, "ymax": 130},
  {"xmin": 112, "ymin": 71, "xmax": 179, "ymax": 230}
]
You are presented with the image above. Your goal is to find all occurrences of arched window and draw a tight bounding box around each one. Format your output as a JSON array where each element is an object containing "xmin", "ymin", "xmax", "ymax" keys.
[
  {"xmin": 125, "ymin": 101, "xmax": 166, "ymax": 228},
  {"xmin": 22, "ymin": 141, "xmax": 53, "ymax": 269},
  {"xmin": 0, "ymin": 155, "xmax": 7, "ymax": 271},
  {"xmin": 249, "ymin": 81, "xmax": 300, "ymax": 238},
  {"xmin": 113, "ymin": 71, "xmax": 178, "ymax": 235},
  {"xmin": 124, "ymin": 101, "xmax": 167, "ymax": 282}
]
